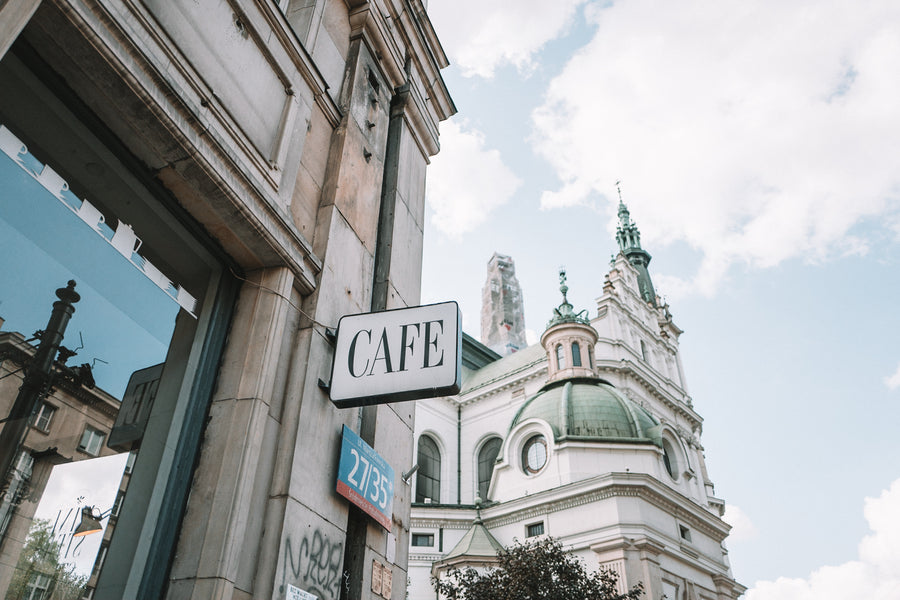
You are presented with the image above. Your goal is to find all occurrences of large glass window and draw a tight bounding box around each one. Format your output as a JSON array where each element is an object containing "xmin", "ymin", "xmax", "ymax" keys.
[
  {"xmin": 415, "ymin": 435, "xmax": 441, "ymax": 503},
  {"xmin": 477, "ymin": 437, "xmax": 502, "ymax": 501},
  {"xmin": 0, "ymin": 48, "xmax": 226, "ymax": 598}
]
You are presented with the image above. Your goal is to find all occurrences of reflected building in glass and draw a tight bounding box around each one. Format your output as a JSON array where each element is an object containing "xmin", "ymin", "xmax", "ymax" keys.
[
  {"xmin": 0, "ymin": 322, "xmax": 121, "ymax": 595},
  {"xmin": 0, "ymin": 1, "xmax": 455, "ymax": 599}
]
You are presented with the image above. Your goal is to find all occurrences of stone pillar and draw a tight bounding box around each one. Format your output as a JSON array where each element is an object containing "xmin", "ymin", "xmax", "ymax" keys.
[
  {"xmin": 633, "ymin": 538, "xmax": 665, "ymax": 600},
  {"xmin": 167, "ymin": 267, "xmax": 298, "ymax": 600}
]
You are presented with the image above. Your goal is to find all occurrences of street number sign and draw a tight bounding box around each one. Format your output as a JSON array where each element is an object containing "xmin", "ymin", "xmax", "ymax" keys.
[{"xmin": 336, "ymin": 425, "xmax": 394, "ymax": 530}]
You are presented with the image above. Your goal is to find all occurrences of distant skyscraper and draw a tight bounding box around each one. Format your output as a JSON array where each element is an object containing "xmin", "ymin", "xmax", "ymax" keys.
[{"xmin": 481, "ymin": 253, "xmax": 527, "ymax": 355}]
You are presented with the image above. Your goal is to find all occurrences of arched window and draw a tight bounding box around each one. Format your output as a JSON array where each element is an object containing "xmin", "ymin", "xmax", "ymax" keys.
[
  {"xmin": 662, "ymin": 438, "xmax": 679, "ymax": 480},
  {"xmin": 416, "ymin": 435, "xmax": 441, "ymax": 503},
  {"xmin": 571, "ymin": 342, "xmax": 582, "ymax": 367},
  {"xmin": 556, "ymin": 344, "xmax": 565, "ymax": 369},
  {"xmin": 477, "ymin": 437, "xmax": 502, "ymax": 501}
]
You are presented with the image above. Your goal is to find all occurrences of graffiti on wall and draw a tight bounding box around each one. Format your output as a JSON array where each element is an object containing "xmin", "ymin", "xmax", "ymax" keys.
[{"xmin": 281, "ymin": 529, "xmax": 344, "ymax": 600}]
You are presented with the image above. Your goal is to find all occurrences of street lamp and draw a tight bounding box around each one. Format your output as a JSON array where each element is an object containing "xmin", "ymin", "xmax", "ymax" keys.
[
  {"xmin": 0, "ymin": 281, "xmax": 94, "ymax": 500},
  {"xmin": 73, "ymin": 506, "xmax": 106, "ymax": 537}
]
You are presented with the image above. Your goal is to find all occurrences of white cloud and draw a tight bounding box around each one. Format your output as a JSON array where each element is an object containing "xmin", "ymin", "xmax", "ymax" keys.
[
  {"xmin": 744, "ymin": 478, "xmax": 900, "ymax": 600},
  {"xmin": 426, "ymin": 119, "xmax": 521, "ymax": 239},
  {"xmin": 428, "ymin": 0, "xmax": 587, "ymax": 78},
  {"xmin": 723, "ymin": 504, "xmax": 758, "ymax": 542},
  {"xmin": 885, "ymin": 362, "xmax": 900, "ymax": 390},
  {"xmin": 531, "ymin": 0, "xmax": 900, "ymax": 297}
]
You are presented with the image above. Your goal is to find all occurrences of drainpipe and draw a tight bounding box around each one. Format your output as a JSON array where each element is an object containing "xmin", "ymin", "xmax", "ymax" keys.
[
  {"xmin": 457, "ymin": 405, "xmax": 462, "ymax": 504},
  {"xmin": 341, "ymin": 61, "xmax": 410, "ymax": 600}
]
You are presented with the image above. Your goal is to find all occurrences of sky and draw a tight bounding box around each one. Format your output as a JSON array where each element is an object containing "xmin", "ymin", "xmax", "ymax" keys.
[{"xmin": 419, "ymin": 0, "xmax": 900, "ymax": 596}]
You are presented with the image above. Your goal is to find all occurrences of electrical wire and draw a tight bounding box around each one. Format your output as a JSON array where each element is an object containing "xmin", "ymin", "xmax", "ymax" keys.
[{"xmin": 228, "ymin": 268, "xmax": 334, "ymax": 333}]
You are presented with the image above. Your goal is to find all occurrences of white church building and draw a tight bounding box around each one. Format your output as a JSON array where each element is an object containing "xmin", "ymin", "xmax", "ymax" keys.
[{"xmin": 407, "ymin": 201, "xmax": 745, "ymax": 600}]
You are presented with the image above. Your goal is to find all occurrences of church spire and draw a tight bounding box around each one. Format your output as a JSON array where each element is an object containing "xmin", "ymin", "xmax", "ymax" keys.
[
  {"xmin": 614, "ymin": 183, "xmax": 657, "ymax": 307},
  {"xmin": 546, "ymin": 268, "xmax": 590, "ymax": 329}
]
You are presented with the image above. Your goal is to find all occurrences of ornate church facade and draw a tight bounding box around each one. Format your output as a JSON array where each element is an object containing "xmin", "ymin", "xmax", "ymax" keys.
[{"xmin": 408, "ymin": 202, "xmax": 745, "ymax": 600}]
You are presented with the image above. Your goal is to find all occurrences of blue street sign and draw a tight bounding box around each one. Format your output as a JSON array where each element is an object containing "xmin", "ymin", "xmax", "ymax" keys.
[{"xmin": 336, "ymin": 425, "xmax": 394, "ymax": 530}]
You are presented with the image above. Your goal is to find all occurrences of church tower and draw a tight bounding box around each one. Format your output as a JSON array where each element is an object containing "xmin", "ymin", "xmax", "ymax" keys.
[
  {"xmin": 480, "ymin": 253, "xmax": 527, "ymax": 356},
  {"xmin": 615, "ymin": 187, "xmax": 657, "ymax": 306}
]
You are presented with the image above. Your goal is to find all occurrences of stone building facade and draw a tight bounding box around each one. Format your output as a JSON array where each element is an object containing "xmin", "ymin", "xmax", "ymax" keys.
[
  {"xmin": 409, "ymin": 205, "xmax": 745, "ymax": 600},
  {"xmin": 0, "ymin": 1, "xmax": 453, "ymax": 599}
]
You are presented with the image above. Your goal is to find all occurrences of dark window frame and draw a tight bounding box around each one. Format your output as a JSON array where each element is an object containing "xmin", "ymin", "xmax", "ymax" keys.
[
  {"xmin": 416, "ymin": 435, "xmax": 441, "ymax": 503},
  {"xmin": 477, "ymin": 437, "xmax": 502, "ymax": 501}
]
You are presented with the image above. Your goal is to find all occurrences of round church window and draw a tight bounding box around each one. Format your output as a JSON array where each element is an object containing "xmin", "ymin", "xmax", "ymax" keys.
[{"xmin": 522, "ymin": 435, "xmax": 548, "ymax": 474}]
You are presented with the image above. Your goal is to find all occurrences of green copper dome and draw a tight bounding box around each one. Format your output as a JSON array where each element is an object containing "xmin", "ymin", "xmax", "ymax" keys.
[{"xmin": 510, "ymin": 378, "xmax": 662, "ymax": 446}]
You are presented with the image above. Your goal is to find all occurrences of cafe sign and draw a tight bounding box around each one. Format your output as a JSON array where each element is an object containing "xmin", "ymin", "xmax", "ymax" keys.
[{"xmin": 329, "ymin": 302, "xmax": 461, "ymax": 407}]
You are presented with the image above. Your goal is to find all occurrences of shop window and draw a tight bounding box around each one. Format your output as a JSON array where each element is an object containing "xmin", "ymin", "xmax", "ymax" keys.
[
  {"xmin": 0, "ymin": 46, "xmax": 230, "ymax": 597},
  {"xmin": 477, "ymin": 437, "xmax": 502, "ymax": 501},
  {"xmin": 30, "ymin": 402, "xmax": 56, "ymax": 432},
  {"xmin": 416, "ymin": 435, "xmax": 441, "ymax": 503}
]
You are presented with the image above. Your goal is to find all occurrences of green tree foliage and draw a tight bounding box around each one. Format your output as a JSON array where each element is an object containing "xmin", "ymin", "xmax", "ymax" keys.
[
  {"xmin": 433, "ymin": 537, "xmax": 643, "ymax": 600},
  {"xmin": 5, "ymin": 519, "xmax": 88, "ymax": 600}
]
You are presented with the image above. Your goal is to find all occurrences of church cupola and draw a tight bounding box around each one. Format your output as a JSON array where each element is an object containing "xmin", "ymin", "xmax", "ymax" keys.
[
  {"xmin": 541, "ymin": 270, "xmax": 599, "ymax": 383},
  {"xmin": 615, "ymin": 185, "xmax": 657, "ymax": 307}
]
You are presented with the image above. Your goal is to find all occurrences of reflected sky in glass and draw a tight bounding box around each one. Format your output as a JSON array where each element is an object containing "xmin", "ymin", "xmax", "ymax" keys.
[
  {"xmin": 0, "ymin": 136, "xmax": 184, "ymax": 585},
  {"xmin": 0, "ymin": 150, "xmax": 177, "ymax": 397}
]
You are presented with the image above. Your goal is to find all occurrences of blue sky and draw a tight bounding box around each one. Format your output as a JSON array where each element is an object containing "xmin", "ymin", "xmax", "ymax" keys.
[{"xmin": 420, "ymin": 1, "xmax": 900, "ymax": 597}]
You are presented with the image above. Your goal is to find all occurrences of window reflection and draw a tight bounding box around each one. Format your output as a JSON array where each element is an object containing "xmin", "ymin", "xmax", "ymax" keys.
[{"xmin": 0, "ymin": 50, "xmax": 214, "ymax": 598}]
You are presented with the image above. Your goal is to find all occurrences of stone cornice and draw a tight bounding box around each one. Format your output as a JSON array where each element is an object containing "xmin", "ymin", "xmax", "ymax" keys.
[
  {"xmin": 349, "ymin": 1, "xmax": 456, "ymax": 159},
  {"xmin": 39, "ymin": 0, "xmax": 323, "ymax": 291},
  {"xmin": 412, "ymin": 473, "xmax": 732, "ymax": 543}
]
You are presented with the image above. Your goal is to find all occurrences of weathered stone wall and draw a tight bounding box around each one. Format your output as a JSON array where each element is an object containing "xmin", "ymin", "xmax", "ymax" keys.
[{"xmin": 0, "ymin": 0, "xmax": 453, "ymax": 598}]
